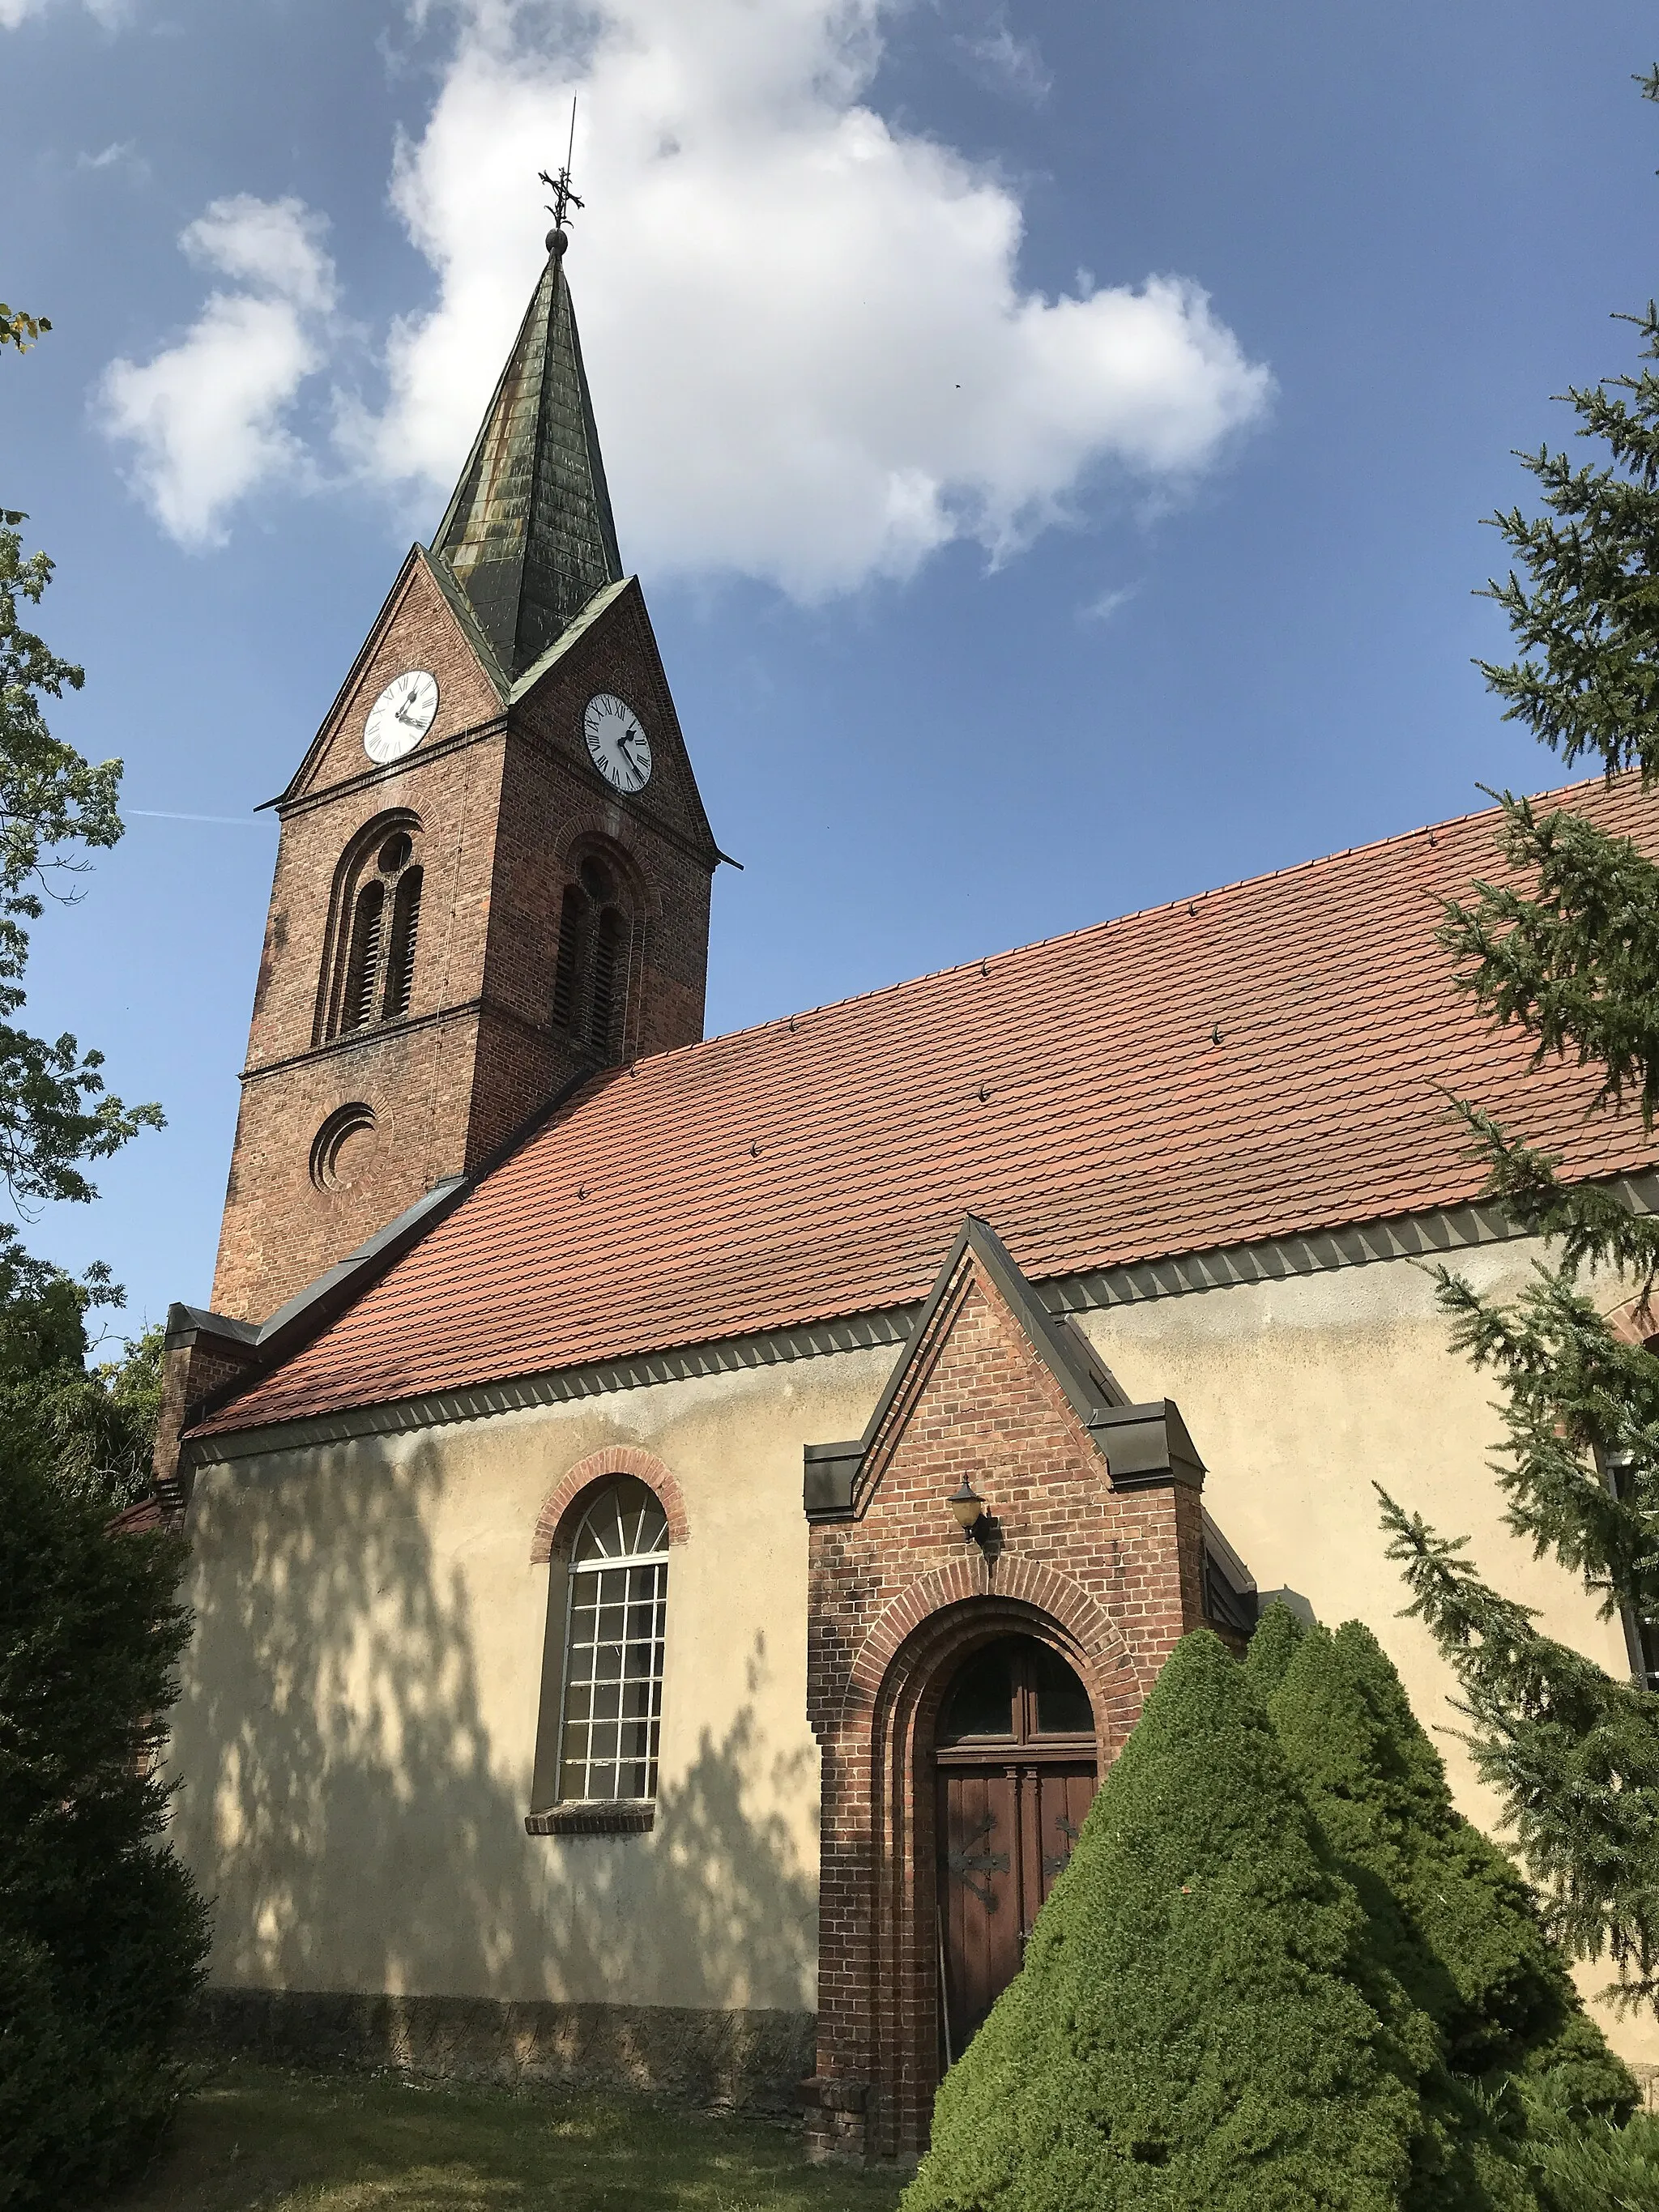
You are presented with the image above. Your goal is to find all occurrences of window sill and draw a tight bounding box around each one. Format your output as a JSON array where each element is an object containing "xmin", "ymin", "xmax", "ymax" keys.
[{"xmin": 525, "ymin": 1801, "xmax": 655, "ymax": 1836}]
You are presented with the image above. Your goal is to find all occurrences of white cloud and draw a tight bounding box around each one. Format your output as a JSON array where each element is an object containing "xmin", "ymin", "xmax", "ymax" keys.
[
  {"xmin": 76, "ymin": 139, "xmax": 146, "ymax": 174},
  {"xmin": 1081, "ymin": 583, "xmax": 1137, "ymax": 624},
  {"xmin": 1, "ymin": 0, "xmax": 129, "ymax": 26},
  {"xmin": 100, "ymin": 196, "xmax": 335, "ymax": 548},
  {"xmin": 957, "ymin": 12, "xmax": 1052, "ymax": 104},
  {"xmin": 352, "ymin": 0, "xmax": 1272, "ymax": 601},
  {"xmin": 181, "ymin": 194, "xmax": 337, "ymax": 313}
]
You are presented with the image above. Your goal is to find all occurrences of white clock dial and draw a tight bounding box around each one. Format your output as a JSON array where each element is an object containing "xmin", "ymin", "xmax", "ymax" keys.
[
  {"xmin": 583, "ymin": 693, "xmax": 653, "ymax": 794},
  {"xmin": 364, "ymin": 670, "xmax": 439, "ymax": 765}
]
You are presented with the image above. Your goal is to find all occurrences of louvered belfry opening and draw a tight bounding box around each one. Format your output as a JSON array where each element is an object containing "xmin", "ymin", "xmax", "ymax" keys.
[
  {"xmin": 324, "ymin": 825, "xmax": 424, "ymax": 1042},
  {"xmin": 342, "ymin": 881, "xmax": 385, "ymax": 1035},
  {"xmin": 552, "ymin": 851, "xmax": 633, "ymax": 1062},
  {"xmin": 552, "ymin": 885, "xmax": 589, "ymax": 1030},
  {"xmin": 383, "ymin": 867, "xmax": 423, "ymax": 1021},
  {"xmin": 591, "ymin": 908, "xmax": 625, "ymax": 1052}
]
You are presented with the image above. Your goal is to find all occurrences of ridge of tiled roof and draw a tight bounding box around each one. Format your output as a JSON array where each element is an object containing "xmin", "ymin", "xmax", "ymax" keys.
[{"xmin": 192, "ymin": 772, "xmax": 1659, "ymax": 1443}]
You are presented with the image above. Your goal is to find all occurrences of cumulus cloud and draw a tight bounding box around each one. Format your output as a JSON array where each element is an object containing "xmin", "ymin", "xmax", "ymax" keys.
[
  {"xmin": 100, "ymin": 196, "xmax": 335, "ymax": 548},
  {"xmin": 354, "ymin": 0, "xmax": 1272, "ymax": 600}
]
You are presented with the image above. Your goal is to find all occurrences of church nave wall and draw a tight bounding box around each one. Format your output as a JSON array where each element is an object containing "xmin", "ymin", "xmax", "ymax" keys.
[{"xmin": 170, "ymin": 1340, "xmax": 902, "ymax": 2091}]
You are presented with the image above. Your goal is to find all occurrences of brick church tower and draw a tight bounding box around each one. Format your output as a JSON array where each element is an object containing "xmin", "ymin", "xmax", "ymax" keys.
[{"xmin": 209, "ymin": 230, "xmax": 721, "ymax": 1324}]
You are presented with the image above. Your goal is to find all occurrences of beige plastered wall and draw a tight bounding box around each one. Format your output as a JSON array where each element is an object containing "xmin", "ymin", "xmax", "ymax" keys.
[
  {"xmin": 1073, "ymin": 1234, "xmax": 1658, "ymax": 2072},
  {"xmin": 170, "ymin": 1341, "xmax": 895, "ymax": 2020},
  {"xmin": 170, "ymin": 1228, "xmax": 1657, "ymax": 2068}
]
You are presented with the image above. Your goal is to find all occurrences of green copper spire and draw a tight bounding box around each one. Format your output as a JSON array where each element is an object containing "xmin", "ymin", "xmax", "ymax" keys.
[{"xmin": 430, "ymin": 232, "xmax": 623, "ymax": 683}]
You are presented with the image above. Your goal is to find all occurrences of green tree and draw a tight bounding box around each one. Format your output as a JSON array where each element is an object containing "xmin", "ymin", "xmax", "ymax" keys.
[
  {"xmin": 0, "ymin": 512, "xmax": 161, "ymax": 1209},
  {"xmin": 1269, "ymin": 1620, "xmax": 1633, "ymax": 2113},
  {"xmin": 0, "ymin": 308, "xmax": 197, "ymax": 2206},
  {"xmin": 0, "ymin": 1437, "xmax": 209, "ymax": 2209},
  {"xmin": 0, "ymin": 1225, "xmax": 166, "ymax": 1507},
  {"xmin": 1375, "ymin": 65, "xmax": 1659, "ymax": 2018},
  {"xmin": 0, "ymin": 305, "xmax": 50, "ymax": 357},
  {"xmin": 903, "ymin": 1631, "xmax": 1508, "ymax": 2212}
]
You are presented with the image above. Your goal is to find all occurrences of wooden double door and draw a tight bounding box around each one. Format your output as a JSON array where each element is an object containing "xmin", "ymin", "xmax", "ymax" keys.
[{"xmin": 933, "ymin": 1636, "xmax": 1098, "ymax": 2061}]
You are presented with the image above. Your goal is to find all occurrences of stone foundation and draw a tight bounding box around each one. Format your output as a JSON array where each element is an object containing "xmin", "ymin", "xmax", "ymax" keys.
[{"xmin": 197, "ymin": 1988, "xmax": 817, "ymax": 2114}]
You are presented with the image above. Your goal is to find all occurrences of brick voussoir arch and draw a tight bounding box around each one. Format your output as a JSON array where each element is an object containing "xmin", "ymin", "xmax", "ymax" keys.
[
  {"xmin": 837, "ymin": 1556, "xmax": 1133, "ymax": 1738},
  {"xmin": 530, "ymin": 1445, "xmax": 689, "ymax": 1564}
]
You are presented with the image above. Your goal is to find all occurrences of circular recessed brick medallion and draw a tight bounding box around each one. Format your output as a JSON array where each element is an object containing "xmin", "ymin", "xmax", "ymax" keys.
[{"xmin": 310, "ymin": 1102, "xmax": 378, "ymax": 1191}]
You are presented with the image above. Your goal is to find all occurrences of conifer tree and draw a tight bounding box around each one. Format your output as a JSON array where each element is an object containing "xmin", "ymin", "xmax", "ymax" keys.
[
  {"xmin": 1375, "ymin": 64, "xmax": 1659, "ymax": 2018},
  {"xmin": 904, "ymin": 1631, "xmax": 1493, "ymax": 2212},
  {"xmin": 0, "ymin": 1434, "xmax": 209, "ymax": 2207},
  {"xmin": 1269, "ymin": 1622, "xmax": 1633, "ymax": 2115},
  {"xmin": 1243, "ymin": 1595, "xmax": 1307, "ymax": 1700}
]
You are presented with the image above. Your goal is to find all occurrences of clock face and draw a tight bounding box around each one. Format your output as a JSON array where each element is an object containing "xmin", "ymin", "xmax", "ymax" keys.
[
  {"xmin": 364, "ymin": 670, "xmax": 439, "ymax": 765},
  {"xmin": 583, "ymin": 693, "xmax": 653, "ymax": 794}
]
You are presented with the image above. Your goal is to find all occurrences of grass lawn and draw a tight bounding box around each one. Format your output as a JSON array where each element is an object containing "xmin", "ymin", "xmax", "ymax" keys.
[{"xmin": 106, "ymin": 2061, "xmax": 907, "ymax": 2212}]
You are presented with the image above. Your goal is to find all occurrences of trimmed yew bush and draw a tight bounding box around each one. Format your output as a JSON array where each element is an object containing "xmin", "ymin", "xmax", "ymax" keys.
[
  {"xmin": 903, "ymin": 1630, "xmax": 1442, "ymax": 2212},
  {"xmin": 1269, "ymin": 1621, "xmax": 1635, "ymax": 2119}
]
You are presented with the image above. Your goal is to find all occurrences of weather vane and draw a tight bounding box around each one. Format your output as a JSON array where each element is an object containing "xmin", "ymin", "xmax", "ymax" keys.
[{"xmin": 539, "ymin": 97, "xmax": 583, "ymax": 254}]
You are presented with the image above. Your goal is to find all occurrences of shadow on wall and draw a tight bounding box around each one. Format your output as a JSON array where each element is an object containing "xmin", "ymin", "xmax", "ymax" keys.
[{"xmin": 169, "ymin": 1433, "xmax": 817, "ymax": 2086}]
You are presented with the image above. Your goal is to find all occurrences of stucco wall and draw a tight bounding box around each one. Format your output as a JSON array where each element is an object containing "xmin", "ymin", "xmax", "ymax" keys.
[
  {"xmin": 171, "ymin": 1228, "xmax": 1657, "ymax": 2069},
  {"xmin": 1073, "ymin": 1235, "xmax": 1658, "ymax": 2072},
  {"xmin": 171, "ymin": 1343, "xmax": 894, "ymax": 2020}
]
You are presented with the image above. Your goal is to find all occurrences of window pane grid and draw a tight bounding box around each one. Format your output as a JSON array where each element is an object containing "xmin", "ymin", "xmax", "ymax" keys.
[{"xmin": 557, "ymin": 1548, "xmax": 667, "ymax": 1805}]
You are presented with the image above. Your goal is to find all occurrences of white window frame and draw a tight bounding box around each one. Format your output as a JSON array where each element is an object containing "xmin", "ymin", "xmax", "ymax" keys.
[{"xmin": 555, "ymin": 1485, "xmax": 670, "ymax": 1805}]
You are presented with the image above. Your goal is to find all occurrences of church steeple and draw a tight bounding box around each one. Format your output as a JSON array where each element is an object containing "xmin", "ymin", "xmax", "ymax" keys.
[
  {"xmin": 207, "ymin": 192, "xmax": 717, "ymax": 1329},
  {"xmin": 429, "ymin": 232, "xmax": 623, "ymax": 683}
]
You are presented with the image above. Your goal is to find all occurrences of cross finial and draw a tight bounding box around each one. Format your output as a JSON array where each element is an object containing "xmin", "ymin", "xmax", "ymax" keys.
[{"xmin": 539, "ymin": 96, "xmax": 584, "ymax": 256}]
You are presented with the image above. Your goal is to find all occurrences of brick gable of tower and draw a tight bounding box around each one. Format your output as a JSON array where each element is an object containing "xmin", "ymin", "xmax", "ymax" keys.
[{"xmin": 288, "ymin": 549, "xmax": 507, "ymax": 803}]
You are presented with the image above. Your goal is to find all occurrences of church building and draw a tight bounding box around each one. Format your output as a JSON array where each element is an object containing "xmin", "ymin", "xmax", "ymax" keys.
[{"xmin": 157, "ymin": 224, "xmax": 1659, "ymax": 2159}]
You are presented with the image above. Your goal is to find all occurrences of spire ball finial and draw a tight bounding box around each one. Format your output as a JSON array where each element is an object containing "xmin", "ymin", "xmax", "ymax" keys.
[{"xmin": 546, "ymin": 228, "xmax": 569, "ymax": 257}]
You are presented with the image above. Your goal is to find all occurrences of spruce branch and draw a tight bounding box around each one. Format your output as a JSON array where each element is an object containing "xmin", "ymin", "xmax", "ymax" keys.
[
  {"xmin": 1438, "ymin": 795, "xmax": 1659, "ymax": 1128},
  {"xmin": 1378, "ymin": 1486, "xmax": 1659, "ymax": 2004}
]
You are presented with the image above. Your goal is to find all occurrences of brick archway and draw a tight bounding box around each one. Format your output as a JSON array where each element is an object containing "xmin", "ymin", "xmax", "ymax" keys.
[
  {"xmin": 529, "ymin": 1445, "xmax": 689, "ymax": 1564},
  {"xmin": 807, "ymin": 1566, "xmax": 1139, "ymax": 2162}
]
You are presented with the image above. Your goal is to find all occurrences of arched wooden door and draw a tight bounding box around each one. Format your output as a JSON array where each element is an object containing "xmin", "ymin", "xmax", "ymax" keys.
[{"xmin": 934, "ymin": 1635, "xmax": 1097, "ymax": 2061}]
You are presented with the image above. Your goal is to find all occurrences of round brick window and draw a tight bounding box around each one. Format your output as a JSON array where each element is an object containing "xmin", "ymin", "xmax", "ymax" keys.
[{"xmin": 310, "ymin": 1102, "xmax": 378, "ymax": 1191}]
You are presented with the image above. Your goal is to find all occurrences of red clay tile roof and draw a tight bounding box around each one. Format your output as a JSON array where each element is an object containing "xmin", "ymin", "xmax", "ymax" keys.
[{"xmin": 195, "ymin": 774, "xmax": 1659, "ymax": 1440}]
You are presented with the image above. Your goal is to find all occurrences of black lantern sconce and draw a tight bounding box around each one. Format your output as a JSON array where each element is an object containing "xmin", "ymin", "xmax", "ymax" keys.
[{"xmin": 949, "ymin": 1477, "xmax": 990, "ymax": 1547}]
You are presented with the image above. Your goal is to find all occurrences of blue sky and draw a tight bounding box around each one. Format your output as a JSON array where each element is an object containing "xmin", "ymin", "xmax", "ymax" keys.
[{"xmin": 4, "ymin": 0, "xmax": 1656, "ymax": 1336}]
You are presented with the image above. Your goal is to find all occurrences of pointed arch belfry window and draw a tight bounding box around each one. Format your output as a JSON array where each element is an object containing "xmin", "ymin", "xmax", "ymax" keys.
[
  {"xmin": 383, "ymin": 866, "xmax": 423, "ymax": 1021},
  {"xmin": 318, "ymin": 818, "xmax": 425, "ymax": 1045},
  {"xmin": 551, "ymin": 848, "xmax": 635, "ymax": 1063},
  {"xmin": 342, "ymin": 880, "xmax": 384, "ymax": 1035},
  {"xmin": 552, "ymin": 884, "xmax": 589, "ymax": 1031}
]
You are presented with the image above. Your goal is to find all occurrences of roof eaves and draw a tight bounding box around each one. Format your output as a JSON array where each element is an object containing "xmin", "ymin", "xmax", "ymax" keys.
[{"xmin": 181, "ymin": 1056, "xmax": 612, "ymax": 1441}]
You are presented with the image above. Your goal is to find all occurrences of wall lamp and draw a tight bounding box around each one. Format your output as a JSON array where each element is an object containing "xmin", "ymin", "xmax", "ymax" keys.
[{"xmin": 949, "ymin": 1477, "xmax": 988, "ymax": 1545}]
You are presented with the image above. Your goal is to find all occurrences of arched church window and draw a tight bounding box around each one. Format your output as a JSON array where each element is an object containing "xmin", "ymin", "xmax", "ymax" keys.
[
  {"xmin": 551, "ymin": 850, "xmax": 634, "ymax": 1061},
  {"xmin": 552, "ymin": 885, "xmax": 588, "ymax": 1029},
  {"xmin": 382, "ymin": 867, "xmax": 423, "ymax": 1021},
  {"xmin": 341, "ymin": 880, "xmax": 384, "ymax": 1035},
  {"xmin": 322, "ymin": 820, "xmax": 424, "ymax": 1042},
  {"xmin": 590, "ymin": 907, "xmax": 626, "ymax": 1051},
  {"xmin": 937, "ymin": 1637, "xmax": 1094, "ymax": 1746},
  {"xmin": 556, "ymin": 1477, "xmax": 668, "ymax": 1803}
]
